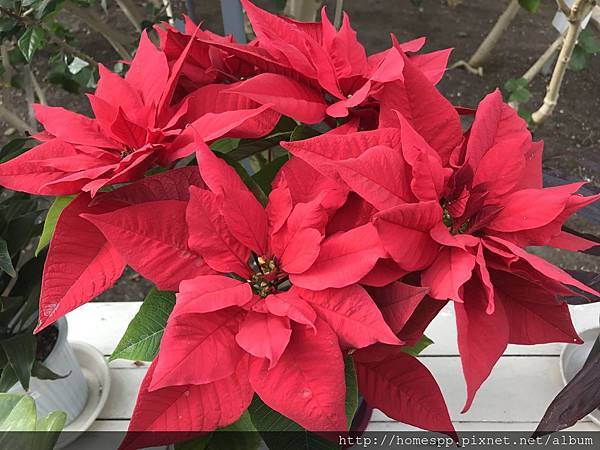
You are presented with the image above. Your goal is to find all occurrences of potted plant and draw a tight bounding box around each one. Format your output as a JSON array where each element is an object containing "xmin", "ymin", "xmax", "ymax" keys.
[{"xmin": 0, "ymin": 188, "xmax": 87, "ymax": 424}]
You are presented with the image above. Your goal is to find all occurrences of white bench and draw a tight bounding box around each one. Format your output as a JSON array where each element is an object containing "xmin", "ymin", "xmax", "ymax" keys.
[{"xmin": 62, "ymin": 301, "xmax": 600, "ymax": 447}]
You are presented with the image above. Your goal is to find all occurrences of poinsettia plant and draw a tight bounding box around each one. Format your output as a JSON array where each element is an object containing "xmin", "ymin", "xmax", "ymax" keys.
[{"xmin": 0, "ymin": 1, "xmax": 598, "ymax": 449}]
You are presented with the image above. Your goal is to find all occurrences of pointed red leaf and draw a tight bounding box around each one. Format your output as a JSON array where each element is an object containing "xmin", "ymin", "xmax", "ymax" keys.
[
  {"xmin": 354, "ymin": 345, "xmax": 455, "ymax": 436},
  {"xmin": 422, "ymin": 246, "xmax": 477, "ymax": 302},
  {"xmin": 175, "ymin": 275, "xmax": 253, "ymax": 316},
  {"xmin": 186, "ymin": 186, "xmax": 250, "ymax": 276},
  {"xmin": 265, "ymin": 290, "xmax": 317, "ymax": 329},
  {"xmin": 367, "ymin": 281, "xmax": 429, "ymax": 334},
  {"xmin": 297, "ymin": 285, "xmax": 401, "ymax": 348},
  {"xmin": 227, "ymin": 74, "xmax": 327, "ymax": 124},
  {"xmin": 373, "ymin": 201, "xmax": 441, "ymax": 271},
  {"xmin": 334, "ymin": 145, "xmax": 414, "ymax": 209},
  {"xmin": 150, "ymin": 308, "xmax": 244, "ymax": 390},
  {"xmin": 248, "ymin": 319, "xmax": 347, "ymax": 432},
  {"xmin": 455, "ymin": 282, "xmax": 509, "ymax": 412},
  {"xmin": 236, "ymin": 311, "xmax": 292, "ymax": 369},
  {"xmin": 36, "ymin": 194, "xmax": 125, "ymax": 332},
  {"xmin": 120, "ymin": 356, "xmax": 252, "ymax": 450},
  {"xmin": 290, "ymin": 223, "xmax": 386, "ymax": 290},
  {"xmin": 82, "ymin": 200, "xmax": 212, "ymax": 290}
]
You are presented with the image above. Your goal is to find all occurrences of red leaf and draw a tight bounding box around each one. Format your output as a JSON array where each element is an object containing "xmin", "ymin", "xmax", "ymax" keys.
[
  {"xmin": 334, "ymin": 145, "xmax": 414, "ymax": 209},
  {"xmin": 36, "ymin": 194, "xmax": 125, "ymax": 332},
  {"xmin": 265, "ymin": 290, "xmax": 317, "ymax": 329},
  {"xmin": 410, "ymin": 48, "xmax": 452, "ymax": 85},
  {"xmin": 377, "ymin": 56, "xmax": 462, "ymax": 165},
  {"xmin": 492, "ymin": 272, "xmax": 581, "ymax": 345},
  {"xmin": 465, "ymin": 90, "xmax": 530, "ymax": 170},
  {"xmin": 186, "ymin": 187, "xmax": 250, "ymax": 276},
  {"xmin": 120, "ymin": 356, "xmax": 253, "ymax": 450},
  {"xmin": 175, "ymin": 275, "xmax": 253, "ymax": 316},
  {"xmin": 82, "ymin": 200, "xmax": 212, "ymax": 290},
  {"xmin": 422, "ymin": 247, "xmax": 477, "ymax": 302},
  {"xmin": 248, "ymin": 319, "xmax": 347, "ymax": 432},
  {"xmin": 33, "ymin": 104, "xmax": 118, "ymax": 148},
  {"xmin": 290, "ymin": 223, "xmax": 386, "ymax": 290},
  {"xmin": 297, "ymin": 285, "xmax": 401, "ymax": 348},
  {"xmin": 487, "ymin": 184, "xmax": 581, "ymax": 232},
  {"xmin": 227, "ymin": 73, "xmax": 327, "ymax": 124},
  {"xmin": 125, "ymin": 30, "xmax": 169, "ymax": 108},
  {"xmin": 455, "ymin": 282, "xmax": 509, "ymax": 412},
  {"xmin": 236, "ymin": 311, "xmax": 292, "ymax": 368},
  {"xmin": 150, "ymin": 308, "xmax": 245, "ymax": 390},
  {"xmin": 354, "ymin": 345, "xmax": 455, "ymax": 436},
  {"xmin": 282, "ymin": 128, "xmax": 402, "ymax": 179},
  {"xmin": 223, "ymin": 188, "xmax": 268, "ymax": 255},
  {"xmin": 0, "ymin": 140, "xmax": 87, "ymax": 196},
  {"xmin": 373, "ymin": 201, "xmax": 441, "ymax": 271},
  {"xmin": 367, "ymin": 281, "xmax": 429, "ymax": 335},
  {"xmin": 487, "ymin": 236, "xmax": 600, "ymax": 297}
]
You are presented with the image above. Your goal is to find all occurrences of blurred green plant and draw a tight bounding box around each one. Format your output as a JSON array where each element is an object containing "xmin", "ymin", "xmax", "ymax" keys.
[
  {"xmin": 0, "ymin": 0, "xmax": 168, "ymax": 134},
  {"xmin": 0, "ymin": 158, "xmax": 66, "ymax": 392},
  {"xmin": 0, "ymin": 393, "xmax": 66, "ymax": 450}
]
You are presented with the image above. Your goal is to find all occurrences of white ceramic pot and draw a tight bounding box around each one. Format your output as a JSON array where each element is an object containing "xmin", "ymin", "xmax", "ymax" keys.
[{"xmin": 9, "ymin": 318, "xmax": 89, "ymax": 424}]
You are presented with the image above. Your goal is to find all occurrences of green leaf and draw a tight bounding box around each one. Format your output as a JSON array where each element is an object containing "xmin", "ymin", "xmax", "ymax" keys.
[
  {"xmin": 33, "ymin": 410, "xmax": 66, "ymax": 450},
  {"xmin": 508, "ymin": 87, "xmax": 532, "ymax": 104},
  {"xmin": 248, "ymin": 396, "xmax": 339, "ymax": 450},
  {"xmin": 578, "ymin": 29, "xmax": 600, "ymax": 54},
  {"xmin": 176, "ymin": 412, "xmax": 260, "ymax": 450},
  {"xmin": 402, "ymin": 334, "xmax": 434, "ymax": 356},
  {"xmin": 0, "ymin": 333, "xmax": 35, "ymax": 391},
  {"xmin": 0, "ymin": 394, "xmax": 36, "ymax": 431},
  {"xmin": 0, "ymin": 240, "xmax": 16, "ymax": 278},
  {"xmin": 0, "ymin": 393, "xmax": 65, "ymax": 450},
  {"xmin": 569, "ymin": 46, "xmax": 589, "ymax": 71},
  {"xmin": 0, "ymin": 365, "xmax": 18, "ymax": 392},
  {"xmin": 17, "ymin": 27, "xmax": 45, "ymax": 63},
  {"xmin": 344, "ymin": 357, "xmax": 358, "ymax": 429},
  {"xmin": 0, "ymin": 17, "xmax": 17, "ymax": 32},
  {"xmin": 252, "ymin": 154, "xmax": 289, "ymax": 194},
  {"xmin": 503, "ymin": 77, "xmax": 528, "ymax": 94},
  {"xmin": 211, "ymin": 138, "xmax": 241, "ymax": 154},
  {"xmin": 31, "ymin": 361, "xmax": 69, "ymax": 381},
  {"xmin": 109, "ymin": 288, "xmax": 176, "ymax": 362},
  {"xmin": 290, "ymin": 124, "xmax": 320, "ymax": 142},
  {"xmin": 35, "ymin": 196, "xmax": 75, "ymax": 256},
  {"xmin": 519, "ymin": 0, "xmax": 540, "ymax": 13}
]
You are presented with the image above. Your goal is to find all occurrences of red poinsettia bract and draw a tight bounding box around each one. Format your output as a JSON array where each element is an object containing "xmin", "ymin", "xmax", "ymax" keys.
[
  {"xmin": 284, "ymin": 90, "xmax": 600, "ymax": 412},
  {"xmin": 0, "ymin": 30, "xmax": 278, "ymax": 197},
  {"xmin": 77, "ymin": 132, "xmax": 451, "ymax": 449}
]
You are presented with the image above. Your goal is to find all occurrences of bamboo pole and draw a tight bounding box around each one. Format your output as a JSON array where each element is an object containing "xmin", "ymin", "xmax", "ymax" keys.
[
  {"xmin": 531, "ymin": 0, "xmax": 596, "ymax": 126},
  {"xmin": 468, "ymin": 0, "xmax": 521, "ymax": 68}
]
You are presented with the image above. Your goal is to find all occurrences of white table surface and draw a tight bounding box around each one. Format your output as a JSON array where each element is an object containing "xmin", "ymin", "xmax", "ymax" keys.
[{"xmin": 62, "ymin": 301, "xmax": 600, "ymax": 448}]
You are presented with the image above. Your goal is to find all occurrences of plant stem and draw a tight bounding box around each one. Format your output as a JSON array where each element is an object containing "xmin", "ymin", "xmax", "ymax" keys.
[
  {"xmin": 468, "ymin": 0, "xmax": 521, "ymax": 68},
  {"xmin": 0, "ymin": 43, "xmax": 14, "ymax": 84},
  {"xmin": 0, "ymin": 103, "xmax": 31, "ymax": 134},
  {"xmin": 0, "ymin": 6, "xmax": 99, "ymax": 67},
  {"xmin": 284, "ymin": 0, "xmax": 322, "ymax": 21},
  {"xmin": 24, "ymin": 65, "xmax": 37, "ymax": 131},
  {"xmin": 62, "ymin": 1, "xmax": 132, "ymax": 60},
  {"xmin": 334, "ymin": 0, "xmax": 344, "ymax": 29},
  {"xmin": 162, "ymin": 0, "xmax": 174, "ymax": 25},
  {"xmin": 28, "ymin": 68, "xmax": 47, "ymax": 106},
  {"xmin": 531, "ymin": 0, "xmax": 597, "ymax": 126},
  {"xmin": 522, "ymin": 35, "xmax": 564, "ymax": 83},
  {"xmin": 115, "ymin": 0, "xmax": 145, "ymax": 32}
]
